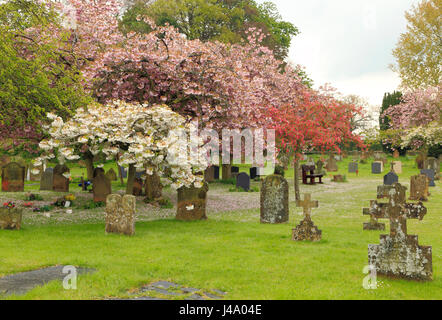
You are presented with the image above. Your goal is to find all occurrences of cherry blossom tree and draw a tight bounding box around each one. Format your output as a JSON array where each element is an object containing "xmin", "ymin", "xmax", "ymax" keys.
[{"xmin": 34, "ymin": 101, "xmax": 208, "ymax": 194}]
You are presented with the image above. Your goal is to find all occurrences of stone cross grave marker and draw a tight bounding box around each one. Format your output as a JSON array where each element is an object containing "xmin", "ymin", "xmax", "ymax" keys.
[
  {"xmin": 260, "ymin": 174, "xmax": 289, "ymax": 224},
  {"xmin": 105, "ymin": 194, "xmax": 136, "ymax": 236},
  {"xmin": 409, "ymin": 174, "xmax": 430, "ymax": 201},
  {"xmin": 1, "ymin": 162, "xmax": 25, "ymax": 192},
  {"xmin": 292, "ymin": 193, "xmax": 322, "ymax": 241},
  {"xmin": 39, "ymin": 168, "xmax": 53, "ymax": 191},
  {"xmin": 367, "ymin": 183, "xmax": 432, "ymax": 281},
  {"xmin": 236, "ymin": 172, "xmax": 250, "ymax": 191},
  {"xmin": 420, "ymin": 169, "xmax": 435, "ymax": 187},
  {"xmin": 362, "ymin": 185, "xmax": 388, "ymax": 231},
  {"xmin": 176, "ymin": 183, "xmax": 209, "ymax": 221},
  {"xmin": 93, "ymin": 168, "xmax": 112, "ymax": 202},
  {"xmin": 52, "ymin": 164, "xmax": 70, "ymax": 192}
]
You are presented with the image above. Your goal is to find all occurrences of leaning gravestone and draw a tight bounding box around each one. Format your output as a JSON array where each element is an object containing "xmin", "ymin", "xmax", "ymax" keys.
[
  {"xmin": 236, "ymin": 172, "xmax": 250, "ymax": 191},
  {"xmin": 39, "ymin": 168, "xmax": 54, "ymax": 191},
  {"xmin": 325, "ymin": 155, "xmax": 338, "ymax": 172},
  {"xmin": 176, "ymin": 183, "xmax": 209, "ymax": 221},
  {"xmin": 348, "ymin": 161, "xmax": 358, "ymax": 173},
  {"xmin": 260, "ymin": 175, "xmax": 289, "ymax": 224},
  {"xmin": 105, "ymin": 168, "xmax": 118, "ymax": 181},
  {"xmin": 367, "ymin": 183, "xmax": 432, "ymax": 280},
  {"xmin": 391, "ymin": 161, "xmax": 402, "ymax": 174},
  {"xmin": 0, "ymin": 207, "xmax": 22, "ymax": 230},
  {"xmin": 371, "ymin": 161, "xmax": 383, "ymax": 174},
  {"xmin": 105, "ymin": 194, "xmax": 136, "ymax": 236},
  {"xmin": 93, "ymin": 169, "xmax": 112, "ymax": 202},
  {"xmin": 420, "ymin": 169, "xmax": 435, "ymax": 187},
  {"xmin": 383, "ymin": 170, "xmax": 399, "ymax": 186},
  {"xmin": 292, "ymin": 193, "xmax": 322, "ymax": 241},
  {"xmin": 409, "ymin": 174, "xmax": 430, "ymax": 201},
  {"xmin": 1, "ymin": 162, "xmax": 25, "ymax": 192},
  {"xmin": 52, "ymin": 164, "xmax": 70, "ymax": 192}
]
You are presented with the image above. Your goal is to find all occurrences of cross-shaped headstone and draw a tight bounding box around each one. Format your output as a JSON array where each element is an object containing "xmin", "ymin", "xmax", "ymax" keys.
[
  {"xmin": 296, "ymin": 193, "xmax": 318, "ymax": 221},
  {"xmin": 367, "ymin": 183, "xmax": 432, "ymax": 280},
  {"xmin": 293, "ymin": 193, "xmax": 321, "ymax": 241}
]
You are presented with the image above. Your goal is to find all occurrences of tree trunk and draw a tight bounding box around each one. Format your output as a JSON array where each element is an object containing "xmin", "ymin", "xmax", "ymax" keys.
[
  {"xmin": 294, "ymin": 159, "xmax": 300, "ymax": 201},
  {"xmin": 125, "ymin": 164, "xmax": 136, "ymax": 195},
  {"xmin": 144, "ymin": 171, "xmax": 163, "ymax": 200},
  {"xmin": 84, "ymin": 153, "xmax": 94, "ymax": 181}
]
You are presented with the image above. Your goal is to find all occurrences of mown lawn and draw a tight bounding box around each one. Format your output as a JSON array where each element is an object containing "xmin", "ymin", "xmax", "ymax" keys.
[{"xmin": 0, "ymin": 155, "xmax": 441, "ymax": 300}]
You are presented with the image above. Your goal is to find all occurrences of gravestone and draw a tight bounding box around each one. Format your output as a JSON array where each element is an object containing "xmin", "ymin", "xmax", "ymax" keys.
[
  {"xmin": 315, "ymin": 159, "xmax": 325, "ymax": 175},
  {"xmin": 105, "ymin": 194, "xmax": 136, "ymax": 236},
  {"xmin": 52, "ymin": 164, "xmax": 69, "ymax": 192},
  {"xmin": 39, "ymin": 168, "xmax": 54, "ymax": 191},
  {"xmin": 292, "ymin": 193, "xmax": 322, "ymax": 241},
  {"xmin": 176, "ymin": 183, "xmax": 209, "ymax": 221},
  {"xmin": 409, "ymin": 174, "xmax": 430, "ymax": 201},
  {"xmin": 367, "ymin": 183, "xmax": 432, "ymax": 281},
  {"xmin": 0, "ymin": 207, "xmax": 22, "ymax": 230},
  {"xmin": 415, "ymin": 153, "xmax": 426, "ymax": 169},
  {"xmin": 204, "ymin": 166, "xmax": 216, "ymax": 182},
  {"xmin": 391, "ymin": 161, "xmax": 402, "ymax": 174},
  {"xmin": 424, "ymin": 157, "xmax": 439, "ymax": 180},
  {"xmin": 105, "ymin": 168, "xmax": 118, "ymax": 181},
  {"xmin": 383, "ymin": 170, "xmax": 398, "ymax": 186},
  {"xmin": 236, "ymin": 172, "xmax": 250, "ymax": 191},
  {"xmin": 1, "ymin": 162, "xmax": 25, "ymax": 192},
  {"xmin": 371, "ymin": 161, "xmax": 383, "ymax": 174},
  {"xmin": 144, "ymin": 172, "xmax": 162, "ymax": 200},
  {"xmin": 420, "ymin": 169, "xmax": 435, "ymax": 187},
  {"xmin": 93, "ymin": 169, "xmax": 112, "ymax": 202},
  {"xmin": 133, "ymin": 178, "xmax": 144, "ymax": 196},
  {"xmin": 260, "ymin": 175, "xmax": 289, "ymax": 224},
  {"xmin": 348, "ymin": 161, "xmax": 358, "ymax": 173},
  {"xmin": 213, "ymin": 166, "xmax": 220, "ymax": 180},
  {"xmin": 325, "ymin": 155, "xmax": 338, "ymax": 172},
  {"xmin": 250, "ymin": 167, "xmax": 258, "ymax": 179},
  {"xmin": 393, "ymin": 150, "xmax": 400, "ymax": 158}
]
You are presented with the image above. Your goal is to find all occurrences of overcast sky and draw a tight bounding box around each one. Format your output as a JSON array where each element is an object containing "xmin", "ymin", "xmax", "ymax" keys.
[{"xmin": 257, "ymin": 0, "xmax": 420, "ymax": 107}]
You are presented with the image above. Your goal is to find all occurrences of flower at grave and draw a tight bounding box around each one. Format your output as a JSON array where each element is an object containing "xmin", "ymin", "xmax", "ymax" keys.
[
  {"xmin": 186, "ymin": 205, "xmax": 194, "ymax": 211},
  {"xmin": 23, "ymin": 202, "xmax": 33, "ymax": 208},
  {"xmin": 3, "ymin": 201, "xmax": 15, "ymax": 208}
]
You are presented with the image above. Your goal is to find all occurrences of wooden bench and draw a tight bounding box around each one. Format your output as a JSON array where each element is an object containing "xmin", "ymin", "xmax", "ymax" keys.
[{"xmin": 301, "ymin": 165, "xmax": 323, "ymax": 185}]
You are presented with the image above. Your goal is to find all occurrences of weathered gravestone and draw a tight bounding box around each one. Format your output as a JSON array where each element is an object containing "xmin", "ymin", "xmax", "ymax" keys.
[
  {"xmin": 260, "ymin": 175, "xmax": 289, "ymax": 224},
  {"xmin": 93, "ymin": 168, "xmax": 112, "ymax": 203},
  {"xmin": 39, "ymin": 168, "xmax": 54, "ymax": 191},
  {"xmin": 176, "ymin": 183, "xmax": 209, "ymax": 221},
  {"xmin": 144, "ymin": 172, "xmax": 163, "ymax": 201},
  {"xmin": 52, "ymin": 164, "xmax": 70, "ymax": 192},
  {"xmin": 371, "ymin": 161, "xmax": 383, "ymax": 174},
  {"xmin": 393, "ymin": 150, "xmax": 400, "ymax": 159},
  {"xmin": 415, "ymin": 153, "xmax": 426, "ymax": 169},
  {"xmin": 325, "ymin": 155, "xmax": 338, "ymax": 172},
  {"xmin": 348, "ymin": 161, "xmax": 358, "ymax": 173},
  {"xmin": 391, "ymin": 161, "xmax": 402, "ymax": 174},
  {"xmin": 420, "ymin": 169, "xmax": 435, "ymax": 187},
  {"xmin": 1, "ymin": 162, "xmax": 25, "ymax": 192},
  {"xmin": 105, "ymin": 168, "xmax": 118, "ymax": 181},
  {"xmin": 367, "ymin": 183, "xmax": 432, "ymax": 281},
  {"xmin": 236, "ymin": 172, "xmax": 250, "ymax": 191},
  {"xmin": 424, "ymin": 157, "xmax": 439, "ymax": 180},
  {"xmin": 204, "ymin": 166, "xmax": 217, "ymax": 182},
  {"xmin": 292, "ymin": 193, "xmax": 322, "ymax": 241},
  {"xmin": 105, "ymin": 194, "xmax": 136, "ymax": 236},
  {"xmin": 409, "ymin": 174, "xmax": 430, "ymax": 201},
  {"xmin": 315, "ymin": 159, "xmax": 326, "ymax": 175},
  {"xmin": 0, "ymin": 207, "xmax": 22, "ymax": 230}
]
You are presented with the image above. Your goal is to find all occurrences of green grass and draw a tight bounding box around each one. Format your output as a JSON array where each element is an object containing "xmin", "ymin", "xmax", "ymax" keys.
[{"xmin": 0, "ymin": 155, "xmax": 441, "ymax": 300}]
